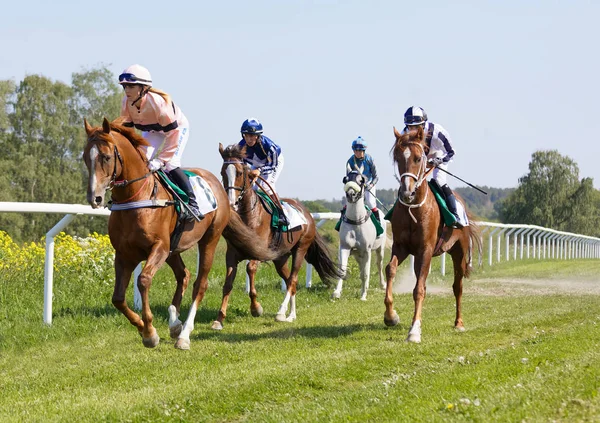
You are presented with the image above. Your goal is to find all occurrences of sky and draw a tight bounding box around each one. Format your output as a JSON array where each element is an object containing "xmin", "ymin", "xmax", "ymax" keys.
[{"xmin": 2, "ymin": 0, "xmax": 599, "ymax": 201}]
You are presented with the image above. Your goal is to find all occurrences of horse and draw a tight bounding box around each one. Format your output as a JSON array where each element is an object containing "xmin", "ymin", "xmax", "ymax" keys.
[
  {"xmin": 83, "ymin": 117, "xmax": 231, "ymax": 350},
  {"xmin": 332, "ymin": 170, "xmax": 386, "ymax": 301},
  {"xmin": 213, "ymin": 143, "xmax": 343, "ymax": 328},
  {"xmin": 384, "ymin": 126, "xmax": 481, "ymax": 343}
]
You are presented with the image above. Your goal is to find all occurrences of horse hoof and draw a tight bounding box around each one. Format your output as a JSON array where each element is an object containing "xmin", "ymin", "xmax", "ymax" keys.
[
  {"xmin": 174, "ymin": 338, "xmax": 190, "ymax": 350},
  {"xmin": 285, "ymin": 315, "xmax": 296, "ymax": 323},
  {"xmin": 275, "ymin": 313, "xmax": 287, "ymax": 322},
  {"xmin": 169, "ymin": 321, "xmax": 183, "ymax": 339},
  {"xmin": 406, "ymin": 333, "xmax": 422, "ymax": 343},
  {"xmin": 384, "ymin": 313, "xmax": 400, "ymax": 327},
  {"xmin": 211, "ymin": 321, "xmax": 223, "ymax": 331},
  {"xmin": 360, "ymin": 295, "xmax": 367, "ymax": 301},
  {"xmin": 331, "ymin": 291, "xmax": 341, "ymax": 300},
  {"xmin": 455, "ymin": 325, "xmax": 466, "ymax": 332},
  {"xmin": 142, "ymin": 332, "xmax": 160, "ymax": 348},
  {"xmin": 251, "ymin": 304, "xmax": 264, "ymax": 317}
]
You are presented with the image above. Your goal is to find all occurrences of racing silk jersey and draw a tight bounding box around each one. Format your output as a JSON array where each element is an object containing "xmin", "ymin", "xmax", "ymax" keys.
[
  {"xmin": 401, "ymin": 121, "xmax": 455, "ymax": 163},
  {"xmin": 346, "ymin": 153, "xmax": 379, "ymax": 185},
  {"xmin": 238, "ymin": 135, "xmax": 281, "ymax": 175},
  {"xmin": 120, "ymin": 91, "xmax": 187, "ymax": 165}
]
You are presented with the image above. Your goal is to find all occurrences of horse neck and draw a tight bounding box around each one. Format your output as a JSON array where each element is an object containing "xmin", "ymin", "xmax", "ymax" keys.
[
  {"xmin": 111, "ymin": 138, "xmax": 153, "ymax": 199},
  {"xmin": 237, "ymin": 183, "xmax": 263, "ymax": 225},
  {"xmin": 345, "ymin": 196, "xmax": 367, "ymax": 221}
]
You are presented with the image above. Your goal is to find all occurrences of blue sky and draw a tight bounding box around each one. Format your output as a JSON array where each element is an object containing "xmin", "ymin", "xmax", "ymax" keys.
[{"xmin": 2, "ymin": 0, "xmax": 599, "ymax": 200}]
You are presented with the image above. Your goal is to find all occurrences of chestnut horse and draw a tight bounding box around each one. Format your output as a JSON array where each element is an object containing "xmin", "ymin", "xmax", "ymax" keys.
[
  {"xmin": 384, "ymin": 126, "xmax": 481, "ymax": 343},
  {"xmin": 213, "ymin": 143, "xmax": 342, "ymax": 328},
  {"xmin": 83, "ymin": 117, "xmax": 230, "ymax": 350}
]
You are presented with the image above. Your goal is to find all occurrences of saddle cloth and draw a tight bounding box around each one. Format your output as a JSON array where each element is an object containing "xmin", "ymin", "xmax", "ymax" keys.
[
  {"xmin": 280, "ymin": 200, "xmax": 307, "ymax": 230},
  {"xmin": 188, "ymin": 175, "xmax": 218, "ymax": 215}
]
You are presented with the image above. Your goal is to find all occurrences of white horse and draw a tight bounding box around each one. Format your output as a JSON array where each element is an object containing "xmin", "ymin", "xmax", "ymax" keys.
[{"xmin": 332, "ymin": 171, "xmax": 386, "ymax": 300}]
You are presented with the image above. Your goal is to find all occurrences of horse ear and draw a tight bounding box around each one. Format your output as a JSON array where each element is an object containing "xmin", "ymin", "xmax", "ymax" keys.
[
  {"xmin": 342, "ymin": 176, "xmax": 348, "ymax": 184},
  {"xmin": 84, "ymin": 119, "xmax": 93, "ymax": 136},
  {"xmin": 102, "ymin": 117, "xmax": 111, "ymax": 134},
  {"xmin": 393, "ymin": 126, "xmax": 402, "ymax": 139},
  {"xmin": 218, "ymin": 143, "xmax": 225, "ymax": 157},
  {"xmin": 416, "ymin": 125, "xmax": 424, "ymax": 141}
]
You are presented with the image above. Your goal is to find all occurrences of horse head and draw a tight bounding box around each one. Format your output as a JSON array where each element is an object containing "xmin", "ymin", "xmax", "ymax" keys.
[
  {"xmin": 219, "ymin": 143, "xmax": 251, "ymax": 211},
  {"xmin": 83, "ymin": 117, "xmax": 149, "ymax": 208},
  {"xmin": 392, "ymin": 126, "xmax": 429, "ymax": 204},
  {"xmin": 342, "ymin": 170, "xmax": 367, "ymax": 204}
]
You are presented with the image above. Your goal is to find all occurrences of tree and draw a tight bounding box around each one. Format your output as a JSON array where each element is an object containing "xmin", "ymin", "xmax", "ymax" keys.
[
  {"xmin": 0, "ymin": 66, "xmax": 122, "ymax": 243},
  {"xmin": 498, "ymin": 150, "xmax": 600, "ymax": 236}
]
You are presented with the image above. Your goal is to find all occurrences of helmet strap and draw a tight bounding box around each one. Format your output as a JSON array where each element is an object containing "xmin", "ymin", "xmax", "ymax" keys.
[{"xmin": 130, "ymin": 86, "xmax": 149, "ymax": 108}]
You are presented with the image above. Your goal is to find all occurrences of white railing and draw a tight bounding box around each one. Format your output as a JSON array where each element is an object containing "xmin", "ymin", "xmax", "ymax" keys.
[{"xmin": 1, "ymin": 202, "xmax": 599, "ymax": 325}]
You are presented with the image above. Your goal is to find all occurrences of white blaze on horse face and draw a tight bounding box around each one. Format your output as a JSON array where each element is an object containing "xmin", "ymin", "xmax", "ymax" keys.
[
  {"xmin": 225, "ymin": 164, "xmax": 238, "ymax": 205},
  {"xmin": 401, "ymin": 148, "xmax": 415, "ymax": 193},
  {"xmin": 89, "ymin": 145, "xmax": 99, "ymax": 196}
]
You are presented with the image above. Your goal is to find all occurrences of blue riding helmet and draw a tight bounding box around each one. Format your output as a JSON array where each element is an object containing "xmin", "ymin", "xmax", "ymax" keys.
[
  {"xmin": 241, "ymin": 118, "xmax": 263, "ymax": 135},
  {"xmin": 351, "ymin": 136, "xmax": 367, "ymax": 151}
]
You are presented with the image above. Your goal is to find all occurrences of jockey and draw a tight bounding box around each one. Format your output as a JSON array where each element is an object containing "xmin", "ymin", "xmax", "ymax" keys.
[
  {"xmin": 345, "ymin": 136, "xmax": 380, "ymax": 222},
  {"xmin": 118, "ymin": 64, "xmax": 200, "ymax": 221},
  {"xmin": 237, "ymin": 118, "xmax": 284, "ymax": 195},
  {"xmin": 402, "ymin": 106, "xmax": 461, "ymax": 226}
]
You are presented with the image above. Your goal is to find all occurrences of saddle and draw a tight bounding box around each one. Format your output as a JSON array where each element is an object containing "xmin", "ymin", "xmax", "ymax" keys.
[{"xmin": 335, "ymin": 206, "xmax": 384, "ymax": 237}]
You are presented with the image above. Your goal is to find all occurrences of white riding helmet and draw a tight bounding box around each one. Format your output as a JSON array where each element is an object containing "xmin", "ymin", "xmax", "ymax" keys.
[{"xmin": 118, "ymin": 64, "xmax": 152, "ymax": 86}]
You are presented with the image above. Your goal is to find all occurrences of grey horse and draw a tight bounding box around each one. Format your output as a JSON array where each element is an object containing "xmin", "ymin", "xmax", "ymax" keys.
[{"xmin": 332, "ymin": 171, "xmax": 386, "ymax": 300}]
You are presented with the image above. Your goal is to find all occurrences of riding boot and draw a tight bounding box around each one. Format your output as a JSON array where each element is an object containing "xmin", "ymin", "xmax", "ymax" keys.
[
  {"xmin": 371, "ymin": 207, "xmax": 381, "ymax": 222},
  {"xmin": 441, "ymin": 184, "xmax": 462, "ymax": 228},
  {"xmin": 168, "ymin": 167, "xmax": 203, "ymax": 221}
]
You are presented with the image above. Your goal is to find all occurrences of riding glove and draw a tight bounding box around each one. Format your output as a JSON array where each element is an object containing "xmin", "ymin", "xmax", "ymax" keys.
[
  {"xmin": 148, "ymin": 159, "xmax": 163, "ymax": 172},
  {"xmin": 428, "ymin": 157, "xmax": 444, "ymax": 166}
]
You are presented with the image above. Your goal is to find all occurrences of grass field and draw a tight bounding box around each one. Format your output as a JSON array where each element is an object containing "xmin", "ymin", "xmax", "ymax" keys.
[{"xmin": 1, "ymin": 226, "xmax": 599, "ymax": 422}]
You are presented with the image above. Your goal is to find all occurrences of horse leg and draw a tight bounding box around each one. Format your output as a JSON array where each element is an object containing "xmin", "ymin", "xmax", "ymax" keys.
[
  {"xmin": 247, "ymin": 260, "xmax": 263, "ymax": 317},
  {"xmin": 332, "ymin": 247, "xmax": 351, "ymax": 299},
  {"xmin": 376, "ymin": 241, "xmax": 386, "ymax": 290},
  {"xmin": 274, "ymin": 254, "xmax": 298, "ymax": 322},
  {"xmin": 384, "ymin": 245, "xmax": 408, "ymax": 327},
  {"xmin": 112, "ymin": 254, "xmax": 144, "ymax": 334},
  {"xmin": 450, "ymin": 248, "xmax": 467, "ymax": 332},
  {"xmin": 166, "ymin": 253, "xmax": 191, "ymax": 339},
  {"xmin": 407, "ymin": 250, "xmax": 434, "ymax": 343},
  {"xmin": 137, "ymin": 243, "xmax": 170, "ymax": 348},
  {"xmin": 175, "ymin": 235, "xmax": 220, "ymax": 350},
  {"xmin": 212, "ymin": 247, "xmax": 238, "ymax": 330},
  {"xmin": 359, "ymin": 250, "xmax": 372, "ymax": 301}
]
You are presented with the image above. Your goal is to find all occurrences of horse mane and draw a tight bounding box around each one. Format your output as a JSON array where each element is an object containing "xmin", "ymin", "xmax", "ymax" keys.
[
  {"xmin": 220, "ymin": 143, "xmax": 246, "ymax": 161},
  {"xmin": 87, "ymin": 117, "xmax": 150, "ymax": 149},
  {"xmin": 391, "ymin": 126, "xmax": 428, "ymax": 164}
]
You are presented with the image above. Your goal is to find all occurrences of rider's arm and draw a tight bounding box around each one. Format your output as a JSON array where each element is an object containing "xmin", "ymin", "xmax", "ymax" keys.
[{"xmin": 368, "ymin": 155, "xmax": 379, "ymax": 186}]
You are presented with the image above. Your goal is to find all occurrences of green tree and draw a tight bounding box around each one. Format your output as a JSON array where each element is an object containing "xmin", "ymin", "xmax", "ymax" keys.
[
  {"xmin": 498, "ymin": 150, "xmax": 600, "ymax": 236},
  {"xmin": 0, "ymin": 66, "xmax": 121, "ymax": 243}
]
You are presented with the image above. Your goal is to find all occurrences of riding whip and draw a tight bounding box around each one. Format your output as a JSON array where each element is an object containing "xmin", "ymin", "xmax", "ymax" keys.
[{"xmin": 431, "ymin": 166, "xmax": 488, "ymax": 195}]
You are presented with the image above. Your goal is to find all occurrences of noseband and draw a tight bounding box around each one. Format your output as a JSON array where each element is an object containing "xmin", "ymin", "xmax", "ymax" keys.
[{"xmin": 395, "ymin": 142, "xmax": 429, "ymax": 223}]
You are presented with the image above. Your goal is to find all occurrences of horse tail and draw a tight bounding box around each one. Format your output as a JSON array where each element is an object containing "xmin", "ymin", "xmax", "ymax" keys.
[
  {"xmin": 222, "ymin": 212, "xmax": 279, "ymax": 261},
  {"xmin": 465, "ymin": 217, "xmax": 483, "ymax": 278},
  {"xmin": 305, "ymin": 232, "xmax": 344, "ymax": 286}
]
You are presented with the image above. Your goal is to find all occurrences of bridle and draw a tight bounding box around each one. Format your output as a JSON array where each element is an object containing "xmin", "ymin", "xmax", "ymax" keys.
[
  {"xmin": 395, "ymin": 141, "xmax": 430, "ymax": 223},
  {"xmin": 222, "ymin": 159, "xmax": 252, "ymax": 209}
]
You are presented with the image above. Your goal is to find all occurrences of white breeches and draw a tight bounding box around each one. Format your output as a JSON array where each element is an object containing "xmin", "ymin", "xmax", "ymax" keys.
[
  {"xmin": 432, "ymin": 162, "xmax": 449, "ymax": 186},
  {"xmin": 365, "ymin": 186, "xmax": 377, "ymax": 209},
  {"xmin": 256, "ymin": 154, "xmax": 285, "ymax": 194},
  {"xmin": 142, "ymin": 119, "xmax": 190, "ymax": 172}
]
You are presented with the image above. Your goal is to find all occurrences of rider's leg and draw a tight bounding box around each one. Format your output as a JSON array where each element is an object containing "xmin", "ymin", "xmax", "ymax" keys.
[
  {"xmin": 365, "ymin": 188, "xmax": 380, "ymax": 222},
  {"xmin": 168, "ymin": 167, "xmax": 202, "ymax": 220},
  {"xmin": 441, "ymin": 184, "xmax": 462, "ymax": 227}
]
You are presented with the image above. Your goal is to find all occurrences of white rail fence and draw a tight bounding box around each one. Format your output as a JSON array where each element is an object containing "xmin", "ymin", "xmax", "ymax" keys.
[{"xmin": 1, "ymin": 202, "xmax": 599, "ymax": 325}]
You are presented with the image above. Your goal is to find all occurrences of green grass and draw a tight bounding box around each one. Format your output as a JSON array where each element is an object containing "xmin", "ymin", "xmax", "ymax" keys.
[{"xmin": 1, "ymin": 233, "xmax": 599, "ymax": 422}]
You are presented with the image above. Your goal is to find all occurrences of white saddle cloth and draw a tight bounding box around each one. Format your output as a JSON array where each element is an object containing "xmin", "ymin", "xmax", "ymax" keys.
[
  {"xmin": 281, "ymin": 201, "xmax": 307, "ymax": 230},
  {"xmin": 189, "ymin": 175, "xmax": 218, "ymax": 215},
  {"xmin": 455, "ymin": 200, "xmax": 469, "ymax": 227}
]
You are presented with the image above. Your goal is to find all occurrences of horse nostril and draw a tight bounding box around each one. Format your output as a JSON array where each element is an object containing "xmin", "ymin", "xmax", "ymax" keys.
[{"xmin": 94, "ymin": 196, "xmax": 102, "ymax": 204}]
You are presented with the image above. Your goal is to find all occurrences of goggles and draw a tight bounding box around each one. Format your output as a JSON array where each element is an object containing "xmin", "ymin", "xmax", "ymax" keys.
[
  {"xmin": 352, "ymin": 144, "xmax": 366, "ymax": 151},
  {"xmin": 404, "ymin": 115, "xmax": 426, "ymax": 125},
  {"xmin": 118, "ymin": 73, "xmax": 151, "ymax": 84}
]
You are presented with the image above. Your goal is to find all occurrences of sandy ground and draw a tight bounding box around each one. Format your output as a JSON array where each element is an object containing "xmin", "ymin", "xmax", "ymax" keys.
[{"xmin": 391, "ymin": 267, "xmax": 600, "ymax": 296}]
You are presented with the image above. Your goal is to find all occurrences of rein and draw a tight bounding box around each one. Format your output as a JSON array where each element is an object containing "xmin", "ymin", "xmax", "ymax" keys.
[{"xmin": 223, "ymin": 160, "xmax": 257, "ymax": 212}]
